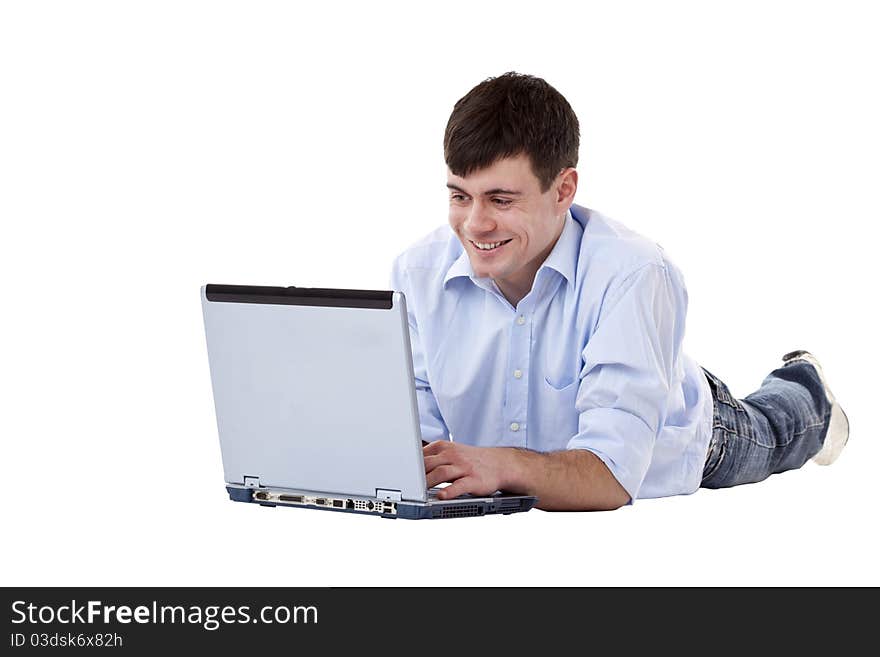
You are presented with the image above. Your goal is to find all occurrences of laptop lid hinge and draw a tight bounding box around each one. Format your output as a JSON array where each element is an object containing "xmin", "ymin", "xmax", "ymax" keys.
[
  {"xmin": 376, "ymin": 488, "xmax": 402, "ymax": 502},
  {"xmin": 243, "ymin": 476, "xmax": 261, "ymax": 488}
]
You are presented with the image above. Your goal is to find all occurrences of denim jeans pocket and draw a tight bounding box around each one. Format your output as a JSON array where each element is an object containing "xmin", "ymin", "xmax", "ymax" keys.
[
  {"xmin": 701, "ymin": 432, "xmax": 727, "ymax": 483},
  {"xmin": 702, "ymin": 367, "xmax": 761, "ymax": 445},
  {"xmin": 706, "ymin": 372, "xmax": 745, "ymax": 412}
]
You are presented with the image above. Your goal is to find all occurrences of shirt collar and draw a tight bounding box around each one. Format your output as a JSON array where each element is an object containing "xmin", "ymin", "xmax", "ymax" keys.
[
  {"xmin": 536, "ymin": 209, "xmax": 580, "ymax": 288},
  {"xmin": 443, "ymin": 209, "xmax": 580, "ymax": 291},
  {"xmin": 443, "ymin": 244, "xmax": 476, "ymax": 288}
]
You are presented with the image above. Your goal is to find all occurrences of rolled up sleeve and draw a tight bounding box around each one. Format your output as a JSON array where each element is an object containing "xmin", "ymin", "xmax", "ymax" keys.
[
  {"xmin": 390, "ymin": 257, "xmax": 450, "ymax": 443},
  {"xmin": 566, "ymin": 263, "xmax": 683, "ymax": 503}
]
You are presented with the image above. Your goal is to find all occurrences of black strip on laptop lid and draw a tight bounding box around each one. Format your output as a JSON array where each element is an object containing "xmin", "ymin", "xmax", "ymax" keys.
[{"xmin": 205, "ymin": 284, "xmax": 393, "ymax": 309}]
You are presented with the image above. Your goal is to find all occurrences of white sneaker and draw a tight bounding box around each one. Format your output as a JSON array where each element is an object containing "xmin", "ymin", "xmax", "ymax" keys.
[{"xmin": 781, "ymin": 350, "xmax": 850, "ymax": 465}]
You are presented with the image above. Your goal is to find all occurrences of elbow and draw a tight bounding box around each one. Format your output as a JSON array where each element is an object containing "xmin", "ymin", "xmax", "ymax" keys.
[
  {"xmin": 604, "ymin": 490, "xmax": 632, "ymax": 511},
  {"xmin": 580, "ymin": 449, "xmax": 633, "ymax": 511},
  {"xmin": 580, "ymin": 487, "xmax": 630, "ymax": 512},
  {"xmin": 543, "ymin": 491, "xmax": 630, "ymax": 512},
  {"xmin": 599, "ymin": 474, "xmax": 632, "ymax": 511},
  {"xmin": 529, "ymin": 449, "xmax": 634, "ymax": 511}
]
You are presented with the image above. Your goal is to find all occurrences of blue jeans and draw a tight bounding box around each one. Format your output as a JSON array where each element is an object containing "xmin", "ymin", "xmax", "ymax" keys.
[{"xmin": 700, "ymin": 361, "xmax": 832, "ymax": 489}]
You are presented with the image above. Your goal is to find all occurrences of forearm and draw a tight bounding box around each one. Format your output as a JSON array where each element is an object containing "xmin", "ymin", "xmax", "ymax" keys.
[{"xmin": 503, "ymin": 448, "xmax": 631, "ymax": 511}]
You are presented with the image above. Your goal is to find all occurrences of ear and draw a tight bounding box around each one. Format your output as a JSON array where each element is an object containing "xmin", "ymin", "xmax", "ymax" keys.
[{"xmin": 555, "ymin": 168, "xmax": 578, "ymax": 213}]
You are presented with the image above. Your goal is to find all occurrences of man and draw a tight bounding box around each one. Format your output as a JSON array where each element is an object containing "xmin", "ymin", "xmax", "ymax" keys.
[{"xmin": 389, "ymin": 72, "xmax": 849, "ymax": 511}]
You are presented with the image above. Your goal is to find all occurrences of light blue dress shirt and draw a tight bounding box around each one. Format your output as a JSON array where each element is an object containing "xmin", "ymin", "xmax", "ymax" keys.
[{"xmin": 389, "ymin": 204, "xmax": 714, "ymax": 502}]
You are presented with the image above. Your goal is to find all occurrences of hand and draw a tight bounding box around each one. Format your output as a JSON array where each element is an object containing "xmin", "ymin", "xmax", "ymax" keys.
[{"xmin": 423, "ymin": 440, "xmax": 516, "ymax": 500}]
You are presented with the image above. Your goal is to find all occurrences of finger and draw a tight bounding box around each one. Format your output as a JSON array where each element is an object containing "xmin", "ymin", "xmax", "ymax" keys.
[
  {"xmin": 436, "ymin": 476, "xmax": 476, "ymax": 500},
  {"xmin": 423, "ymin": 453, "xmax": 456, "ymax": 472},
  {"xmin": 422, "ymin": 440, "xmax": 453, "ymax": 456},
  {"xmin": 426, "ymin": 464, "xmax": 467, "ymax": 489}
]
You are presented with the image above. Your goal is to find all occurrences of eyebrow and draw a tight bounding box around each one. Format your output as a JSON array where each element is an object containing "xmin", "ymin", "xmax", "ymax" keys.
[{"xmin": 446, "ymin": 183, "xmax": 522, "ymax": 196}]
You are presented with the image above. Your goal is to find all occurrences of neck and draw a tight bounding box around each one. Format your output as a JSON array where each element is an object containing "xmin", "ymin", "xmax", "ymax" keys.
[{"xmin": 493, "ymin": 213, "xmax": 567, "ymax": 308}]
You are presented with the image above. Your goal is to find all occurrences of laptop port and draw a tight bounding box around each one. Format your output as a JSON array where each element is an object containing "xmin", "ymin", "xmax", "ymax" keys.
[
  {"xmin": 332, "ymin": 500, "xmax": 343, "ymax": 508},
  {"xmin": 254, "ymin": 491, "xmax": 269, "ymax": 501},
  {"xmin": 345, "ymin": 499, "xmax": 354, "ymax": 509},
  {"xmin": 366, "ymin": 501, "xmax": 374, "ymax": 510},
  {"xmin": 279, "ymin": 495, "xmax": 303, "ymax": 503},
  {"xmin": 315, "ymin": 498, "xmax": 326, "ymax": 506}
]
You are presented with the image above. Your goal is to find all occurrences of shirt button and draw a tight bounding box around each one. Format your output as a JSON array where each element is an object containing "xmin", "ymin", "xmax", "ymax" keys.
[
  {"xmin": 510, "ymin": 422, "xmax": 520, "ymax": 432},
  {"xmin": 513, "ymin": 369, "xmax": 523, "ymax": 379},
  {"xmin": 516, "ymin": 315, "xmax": 525, "ymax": 325}
]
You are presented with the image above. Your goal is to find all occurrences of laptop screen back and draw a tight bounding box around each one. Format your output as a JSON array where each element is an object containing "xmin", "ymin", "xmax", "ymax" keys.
[{"xmin": 201, "ymin": 285, "xmax": 427, "ymax": 502}]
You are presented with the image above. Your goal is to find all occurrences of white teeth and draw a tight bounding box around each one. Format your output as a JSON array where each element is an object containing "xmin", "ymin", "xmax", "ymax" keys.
[{"xmin": 474, "ymin": 240, "xmax": 507, "ymax": 250}]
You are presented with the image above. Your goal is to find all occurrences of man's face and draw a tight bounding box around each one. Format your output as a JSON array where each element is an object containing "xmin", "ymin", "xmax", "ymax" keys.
[{"xmin": 447, "ymin": 154, "xmax": 575, "ymax": 304}]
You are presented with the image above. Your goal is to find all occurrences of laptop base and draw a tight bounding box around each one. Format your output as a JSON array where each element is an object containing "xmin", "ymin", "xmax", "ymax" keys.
[{"xmin": 226, "ymin": 485, "xmax": 537, "ymax": 520}]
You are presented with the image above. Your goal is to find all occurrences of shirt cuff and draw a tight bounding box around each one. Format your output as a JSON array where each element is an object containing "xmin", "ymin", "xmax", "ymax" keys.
[{"xmin": 566, "ymin": 407, "xmax": 656, "ymax": 503}]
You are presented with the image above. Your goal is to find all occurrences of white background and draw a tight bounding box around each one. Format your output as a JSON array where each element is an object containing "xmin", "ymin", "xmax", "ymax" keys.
[{"xmin": 2, "ymin": 1, "xmax": 878, "ymax": 586}]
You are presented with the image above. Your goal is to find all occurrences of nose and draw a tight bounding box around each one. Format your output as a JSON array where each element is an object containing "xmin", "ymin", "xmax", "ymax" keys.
[{"xmin": 464, "ymin": 199, "xmax": 497, "ymax": 236}]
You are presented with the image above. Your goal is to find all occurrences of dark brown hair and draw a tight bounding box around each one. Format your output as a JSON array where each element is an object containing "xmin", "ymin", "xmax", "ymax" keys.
[{"xmin": 444, "ymin": 72, "xmax": 579, "ymax": 192}]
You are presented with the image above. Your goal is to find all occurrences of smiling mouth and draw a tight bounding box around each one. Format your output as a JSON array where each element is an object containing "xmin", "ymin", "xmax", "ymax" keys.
[{"xmin": 470, "ymin": 238, "xmax": 513, "ymax": 253}]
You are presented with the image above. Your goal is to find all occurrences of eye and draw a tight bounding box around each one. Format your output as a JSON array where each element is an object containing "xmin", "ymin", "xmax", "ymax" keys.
[
  {"xmin": 493, "ymin": 198, "xmax": 513, "ymax": 207},
  {"xmin": 450, "ymin": 193, "xmax": 469, "ymax": 203}
]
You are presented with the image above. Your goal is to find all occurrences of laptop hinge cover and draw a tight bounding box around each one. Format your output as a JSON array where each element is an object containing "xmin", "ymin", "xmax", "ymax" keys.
[
  {"xmin": 243, "ymin": 476, "xmax": 261, "ymax": 488},
  {"xmin": 376, "ymin": 488, "xmax": 402, "ymax": 501}
]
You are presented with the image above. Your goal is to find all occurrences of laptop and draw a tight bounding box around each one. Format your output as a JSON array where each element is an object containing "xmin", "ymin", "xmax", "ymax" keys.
[{"xmin": 201, "ymin": 283, "xmax": 537, "ymax": 519}]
